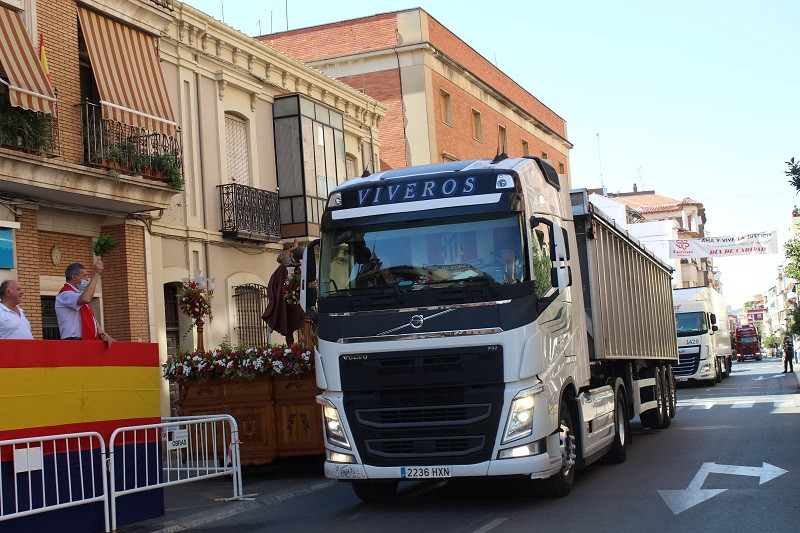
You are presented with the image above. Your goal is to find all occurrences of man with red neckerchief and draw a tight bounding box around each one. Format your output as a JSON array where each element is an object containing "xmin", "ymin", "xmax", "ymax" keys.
[{"xmin": 55, "ymin": 260, "xmax": 114, "ymax": 348}]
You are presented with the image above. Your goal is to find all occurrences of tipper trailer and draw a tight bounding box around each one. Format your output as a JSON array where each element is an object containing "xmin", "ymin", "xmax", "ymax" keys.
[{"xmin": 300, "ymin": 156, "xmax": 679, "ymax": 501}]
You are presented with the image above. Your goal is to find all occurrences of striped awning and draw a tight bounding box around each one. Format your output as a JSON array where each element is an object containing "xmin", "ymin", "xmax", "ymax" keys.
[
  {"xmin": 0, "ymin": 6, "xmax": 56, "ymax": 114},
  {"xmin": 77, "ymin": 7, "xmax": 176, "ymax": 136}
]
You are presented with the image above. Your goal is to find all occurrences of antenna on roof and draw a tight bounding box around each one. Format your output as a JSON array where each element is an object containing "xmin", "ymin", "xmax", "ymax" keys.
[{"xmin": 220, "ymin": 0, "xmax": 225, "ymax": 23}]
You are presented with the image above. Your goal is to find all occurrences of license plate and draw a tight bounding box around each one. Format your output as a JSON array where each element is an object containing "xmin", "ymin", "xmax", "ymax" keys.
[
  {"xmin": 400, "ymin": 466, "xmax": 451, "ymax": 479},
  {"xmin": 676, "ymin": 377, "xmax": 688, "ymax": 382}
]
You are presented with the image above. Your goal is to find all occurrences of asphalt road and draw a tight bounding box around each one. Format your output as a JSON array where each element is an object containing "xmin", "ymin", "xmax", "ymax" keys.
[{"xmin": 131, "ymin": 357, "xmax": 800, "ymax": 533}]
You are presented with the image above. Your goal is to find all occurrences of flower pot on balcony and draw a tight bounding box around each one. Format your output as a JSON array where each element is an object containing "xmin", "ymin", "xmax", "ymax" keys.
[{"xmin": 176, "ymin": 372, "xmax": 323, "ymax": 465}]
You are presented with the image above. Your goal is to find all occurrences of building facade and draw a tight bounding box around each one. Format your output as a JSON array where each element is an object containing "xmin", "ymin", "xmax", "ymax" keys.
[
  {"xmin": 258, "ymin": 8, "xmax": 572, "ymax": 183},
  {"xmin": 0, "ymin": 0, "xmax": 385, "ymax": 413}
]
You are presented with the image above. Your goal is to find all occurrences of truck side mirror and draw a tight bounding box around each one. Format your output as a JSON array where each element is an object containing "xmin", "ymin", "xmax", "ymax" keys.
[
  {"xmin": 300, "ymin": 239, "xmax": 320, "ymax": 322},
  {"xmin": 710, "ymin": 313, "xmax": 717, "ymax": 325},
  {"xmin": 712, "ymin": 325, "xmax": 719, "ymax": 332}
]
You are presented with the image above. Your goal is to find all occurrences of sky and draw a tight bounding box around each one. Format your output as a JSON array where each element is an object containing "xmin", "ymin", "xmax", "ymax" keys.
[{"xmin": 185, "ymin": 0, "xmax": 800, "ymax": 310}]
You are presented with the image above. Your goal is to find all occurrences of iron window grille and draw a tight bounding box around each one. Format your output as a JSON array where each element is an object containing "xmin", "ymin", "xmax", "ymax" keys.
[{"xmin": 233, "ymin": 284, "xmax": 270, "ymax": 346}]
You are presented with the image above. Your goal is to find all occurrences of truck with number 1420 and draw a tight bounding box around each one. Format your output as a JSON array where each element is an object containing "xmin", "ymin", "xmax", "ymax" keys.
[{"xmin": 300, "ymin": 156, "xmax": 679, "ymax": 501}]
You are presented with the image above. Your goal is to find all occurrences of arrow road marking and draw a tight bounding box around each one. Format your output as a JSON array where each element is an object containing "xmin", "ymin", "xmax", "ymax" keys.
[
  {"xmin": 755, "ymin": 374, "xmax": 784, "ymax": 380},
  {"xmin": 658, "ymin": 462, "xmax": 788, "ymax": 515}
]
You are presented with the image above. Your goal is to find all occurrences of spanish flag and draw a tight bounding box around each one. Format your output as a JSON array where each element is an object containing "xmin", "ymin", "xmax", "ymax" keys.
[{"xmin": 39, "ymin": 33, "xmax": 52, "ymax": 86}]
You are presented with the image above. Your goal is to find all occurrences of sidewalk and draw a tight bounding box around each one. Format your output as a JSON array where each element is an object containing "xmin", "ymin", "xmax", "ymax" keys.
[{"xmin": 118, "ymin": 457, "xmax": 333, "ymax": 532}]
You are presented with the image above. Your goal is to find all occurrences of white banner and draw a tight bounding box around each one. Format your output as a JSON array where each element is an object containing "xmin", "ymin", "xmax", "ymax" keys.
[{"xmin": 669, "ymin": 231, "xmax": 778, "ymax": 258}]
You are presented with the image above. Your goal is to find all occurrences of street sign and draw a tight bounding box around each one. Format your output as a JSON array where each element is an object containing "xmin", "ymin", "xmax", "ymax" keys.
[{"xmin": 658, "ymin": 462, "xmax": 787, "ymax": 515}]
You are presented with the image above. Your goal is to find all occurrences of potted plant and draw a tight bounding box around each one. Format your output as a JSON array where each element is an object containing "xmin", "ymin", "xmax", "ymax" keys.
[{"xmin": 154, "ymin": 153, "xmax": 184, "ymax": 190}]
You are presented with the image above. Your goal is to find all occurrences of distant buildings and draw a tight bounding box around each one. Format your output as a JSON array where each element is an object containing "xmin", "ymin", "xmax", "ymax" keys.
[{"xmin": 588, "ymin": 185, "xmax": 720, "ymax": 291}]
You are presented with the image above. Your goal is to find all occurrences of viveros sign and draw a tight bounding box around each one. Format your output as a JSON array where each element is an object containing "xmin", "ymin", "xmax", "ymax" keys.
[{"xmin": 354, "ymin": 176, "xmax": 477, "ymax": 207}]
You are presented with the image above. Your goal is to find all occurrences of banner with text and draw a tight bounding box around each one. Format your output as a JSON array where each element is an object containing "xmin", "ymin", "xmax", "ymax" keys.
[{"xmin": 669, "ymin": 231, "xmax": 778, "ymax": 258}]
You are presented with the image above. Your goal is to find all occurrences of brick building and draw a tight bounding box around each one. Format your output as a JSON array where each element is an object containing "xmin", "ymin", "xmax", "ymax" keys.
[
  {"xmin": 1, "ymin": 0, "xmax": 385, "ymax": 413},
  {"xmin": 259, "ymin": 8, "xmax": 572, "ymax": 183},
  {"xmin": 0, "ymin": 0, "xmax": 177, "ymax": 342}
]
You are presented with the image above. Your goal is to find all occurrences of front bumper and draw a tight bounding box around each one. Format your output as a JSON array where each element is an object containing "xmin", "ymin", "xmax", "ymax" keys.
[{"xmin": 323, "ymin": 450, "xmax": 561, "ymax": 481}]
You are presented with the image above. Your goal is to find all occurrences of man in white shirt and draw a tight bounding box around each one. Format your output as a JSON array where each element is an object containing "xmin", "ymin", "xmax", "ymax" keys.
[
  {"xmin": 55, "ymin": 261, "xmax": 114, "ymax": 347},
  {"xmin": 0, "ymin": 279, "xmax": 34, "ymax": 340}
]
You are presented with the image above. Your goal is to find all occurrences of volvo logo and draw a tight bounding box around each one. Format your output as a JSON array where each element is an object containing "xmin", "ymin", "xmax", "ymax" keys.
[
  {"xmin": 342, "ymin": 354, "xmax": 368, "ymax": 361},
  {"xmin": 410, "ymin": 315, "xmax": 425, "ymax": 329}
]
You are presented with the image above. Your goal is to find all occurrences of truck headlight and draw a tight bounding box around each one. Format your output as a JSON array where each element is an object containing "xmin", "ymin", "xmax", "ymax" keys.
[
  {"xmin": 317, "ymin": 398, "xmax": 351, "ymax": 449},
  {"xmin": 502, "ymin": 389, "xmax": 536, "ymax": 444}
]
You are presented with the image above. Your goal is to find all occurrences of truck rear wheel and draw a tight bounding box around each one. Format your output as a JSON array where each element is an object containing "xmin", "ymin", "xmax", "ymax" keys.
[
  {"xmin": 658, "ymin": 366, "xmax": 671, "ymax": 429},
  {"xmin": 640, "ymin": 367, "xmax": 665, "ymax": 429},
  {"xmin": 665, "ymin": 365, "xmax": 677, "ymax": 419},
  {"xmin": 603, "ymin": 387, "xmax": 629, "ymax": 463},
  {"xmin": 535, "ymin": 400, "xmax": 576, "ymax": 498},
  {"xmin": 351, "ymin": 480, "xmax": 399, "ymax": 503}
]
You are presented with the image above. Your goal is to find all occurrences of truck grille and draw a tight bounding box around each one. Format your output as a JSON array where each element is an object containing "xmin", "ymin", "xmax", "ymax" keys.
[
  {"xmin": 673, "ymin": 352, "xmax": 700, "ymax": 376},
  {"xmin": 340, "ymin": 346, "xmax": 503, "ymax": 467}
]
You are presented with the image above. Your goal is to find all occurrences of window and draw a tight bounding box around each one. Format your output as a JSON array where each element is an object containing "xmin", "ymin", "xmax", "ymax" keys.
[
  {"xmin": 521, "ymin": 140, "xmax": 529, "ymax": 157},
  {"xmin": 530, "ymin": 220, "xmax": 554, "ymax": 298},
  {"xmin": 225, "ymin": 114, "xmax": 250, "ymax": 185},
  {"xmin": 498, "ymin": 125, "xmax": 507, "ymax": 154},
  {"xmin": 41, "ymin": 296, "xmax": 59, "ymax": 340},
  {"xmin": 541, "ymin": 151, "xmax": 548, "ymax": 160},
  {"xmin": 471, "ymin": 109, "xmax": 482, "ymax": 141},
  {"xmin": 440, "ymin": 90, "xmax": 452, "ymax": 125},
  {"xmin": 558, "ymin": 162, "xmax": 565, "ymax": 174},
  {"xmin": 273, "ymin": 94, "xmax": 347, "ymax": 237},
  {"xmin": 0, "ymin": 227, "xmax": 12, "ymax": 269},
  {"xmin": 441, "ymin": 152, "xmax": 458, "ymax": 162},
  {"xmin": 346, "ymin": 154, "xmax": 358, "ymax": 179},
  {"xmin": 234, "ymin": 284, "xmax": 270, "ymax": 346}
]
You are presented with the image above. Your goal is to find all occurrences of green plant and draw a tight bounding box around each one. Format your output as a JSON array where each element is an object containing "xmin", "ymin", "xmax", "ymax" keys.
[
  {"xmin": 93, "ymin": 234, "xmax": 117, "ymax": 258},
  {"xmin": 0, "ymin": 97, "xmax": 54, "ymax": 154},
  {"xmin": 107, "ymin": 168, "xmax": 121, "ymax": 184},
  {"xmin": 154, "ymin": 153, "xmax": 184, "ymax": 190}
]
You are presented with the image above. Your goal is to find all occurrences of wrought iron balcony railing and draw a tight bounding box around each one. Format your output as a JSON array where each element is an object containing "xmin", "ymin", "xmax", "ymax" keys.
[
  {"xmin": 78, "ymin": 101, "xmax": 183, "ymax": 190},
  {"xmin": 218, "ymin": 182, "xmax": 281, "ymax": 242}
]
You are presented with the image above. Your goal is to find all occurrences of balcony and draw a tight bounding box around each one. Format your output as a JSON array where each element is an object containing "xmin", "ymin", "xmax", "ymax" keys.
[
  {"xmin": 79, "ymin": 101, "xmax": 183, "ymax": 190},
  {"xmin": 218, "ymin": 183, "xmax": 280, "ymax": 242},
  {"xmin": 0, "ymin": 91, "xmax": 60, "ymax": 158}
]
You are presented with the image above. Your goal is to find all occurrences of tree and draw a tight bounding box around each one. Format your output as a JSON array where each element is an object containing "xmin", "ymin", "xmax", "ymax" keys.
[
  {"xmin": 787, "ymin": 307, "xmax": 800, "ymax": 338},
  {"xmin": 787, "ymin": 157, "xmax": 800, "ymax": 191}
]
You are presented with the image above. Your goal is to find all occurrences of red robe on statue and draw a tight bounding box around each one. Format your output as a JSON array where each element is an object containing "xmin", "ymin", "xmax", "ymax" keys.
[{"xmin": 262, "ymin": 264, "xmax": 304, "ymax": 339}]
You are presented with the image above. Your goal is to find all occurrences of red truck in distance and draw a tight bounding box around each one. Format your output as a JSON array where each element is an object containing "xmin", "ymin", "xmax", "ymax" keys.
[{"xmin": 734, "ymin": 324, "xmax": 761, "ymax": 362}]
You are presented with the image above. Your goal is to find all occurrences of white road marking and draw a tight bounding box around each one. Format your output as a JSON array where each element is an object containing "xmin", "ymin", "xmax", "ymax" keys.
[
  {"xmin": 473, "ymin": 518, "xmax": 509, "ymax": 533},
  {"xmin": 732, "ymin": 401, "xmax": 754, "ymax": 408},
  {"xmin": 659, "ymin": 462, "xmax": 787, "ymax": 515},
  {"xmin": 675, "ymin": 425, "xmax": 737, "ymax": 431},
  {"xmin": 690, "ymin": 402, "xmax": 714, "ymax": 410}
]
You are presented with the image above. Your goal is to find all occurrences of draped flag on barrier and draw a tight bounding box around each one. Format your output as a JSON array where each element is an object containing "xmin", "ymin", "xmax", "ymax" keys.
[{"xmin": 669, "ymin": 231, "xmax": 778, "ymax": 258}]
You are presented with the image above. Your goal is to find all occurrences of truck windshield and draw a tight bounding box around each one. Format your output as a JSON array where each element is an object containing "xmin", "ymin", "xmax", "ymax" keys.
[
  {"xmin": 738, "ymin": 336, "xmax": 756, "ymax": 344},
  {"xmin": 318, "ymin": 213, "xmax": 528, "ymax": 296},
  {"xmin": 675, "ymin": 312, "xmax": 708, "ymax": 336}
]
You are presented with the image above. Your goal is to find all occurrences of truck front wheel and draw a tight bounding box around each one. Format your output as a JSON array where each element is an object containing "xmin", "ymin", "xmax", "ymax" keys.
[
  {"xmin": 351, "ymin": 480, "xmax": 399, "ymax": 503},
  {"xmin": 535, "ymin": 400, "xmax": 576, "ymax": 498}
]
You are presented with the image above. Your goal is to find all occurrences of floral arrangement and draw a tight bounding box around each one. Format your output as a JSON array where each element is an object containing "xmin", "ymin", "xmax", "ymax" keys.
[
  {"xmin": 163, "ymin": 343, "xmax": 313, "ymax": 382},
  {"xmin": 283, "ymin": 269, "xmax": 301, "ymax": 306},
  {"xmin": 178, "ymin": 280, "xmax": 212, "ymax": 323}
]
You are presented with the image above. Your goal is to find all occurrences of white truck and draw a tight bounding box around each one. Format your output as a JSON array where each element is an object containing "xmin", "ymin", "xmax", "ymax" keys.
[
  {"xmin": 300, "ymin": 157, "xmax": 678, "ymax": 501},
  {"xmin": 673, "ymin": 286, "xmax": 732, "ymax": 384}
]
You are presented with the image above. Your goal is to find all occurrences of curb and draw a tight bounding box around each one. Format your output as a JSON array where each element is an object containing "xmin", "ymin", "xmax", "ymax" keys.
[{"xmin": 153, "ymin": 480, "xmax": 337, "ymax": 532}]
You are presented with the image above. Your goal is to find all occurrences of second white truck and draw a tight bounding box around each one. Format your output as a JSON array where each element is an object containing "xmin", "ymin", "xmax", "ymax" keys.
[{"xmin": 673, "ymin": 286, "xmax": 732, "ymax": 384}]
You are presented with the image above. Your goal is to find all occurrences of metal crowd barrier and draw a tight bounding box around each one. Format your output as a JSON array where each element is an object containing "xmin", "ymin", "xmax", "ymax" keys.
[
  {"xmin": 2, "ymin": 416, "xmax": 250, "ymax": 532},
  {"xmin": 0, "ymin": 432, "xmax": 109, "ymax": 531},
  {"xmin": 108, "ymin": 414, "xmax": 250, "ymax": 531}
]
